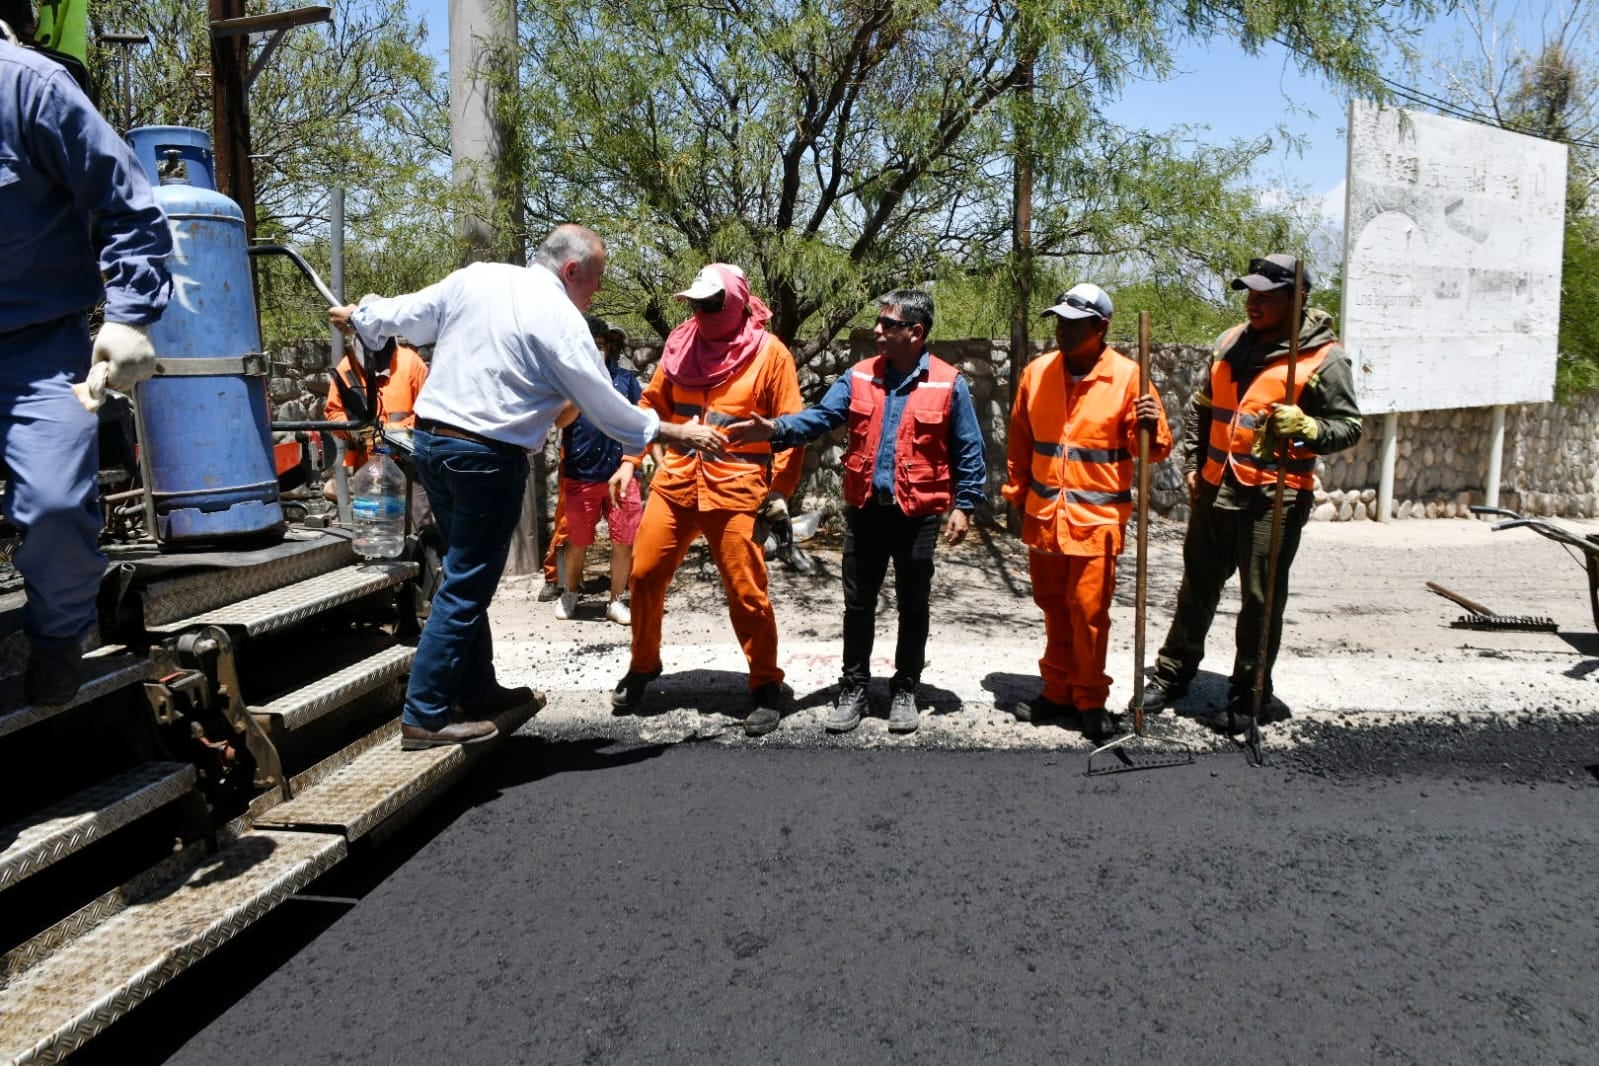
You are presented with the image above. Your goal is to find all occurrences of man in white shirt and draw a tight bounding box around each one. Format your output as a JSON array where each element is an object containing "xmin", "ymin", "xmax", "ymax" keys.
[{"xmin": 331, "ymin": 225, "xmax": 723, "ymax": 749}]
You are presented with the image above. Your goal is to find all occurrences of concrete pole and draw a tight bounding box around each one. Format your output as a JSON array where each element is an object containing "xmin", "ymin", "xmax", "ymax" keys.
[
  {"xmin": 1377, "ymin": 411, "xmax": 1398, "ymax": 521},
  {"xmin": 1484, "ymin": 404, "xmax": 1507, "ymax": 510}
]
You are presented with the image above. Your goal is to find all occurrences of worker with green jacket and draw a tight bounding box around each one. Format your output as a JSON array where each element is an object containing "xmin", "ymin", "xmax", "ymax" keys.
[{"xmin": 1131, "ymin": 254, "xmax": 1363, "ymax": 733}]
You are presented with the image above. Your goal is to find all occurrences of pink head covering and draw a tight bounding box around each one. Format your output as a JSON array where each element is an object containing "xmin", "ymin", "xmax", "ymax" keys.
[{"xmin": 659, "ymin": 264, "xmax": 772, "ymax": 389}]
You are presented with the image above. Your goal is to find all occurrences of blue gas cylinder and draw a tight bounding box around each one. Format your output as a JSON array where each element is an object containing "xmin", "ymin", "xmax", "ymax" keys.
[{"xmin": 126, "ymin": 126, "xmax": 283, "ymax": 542}]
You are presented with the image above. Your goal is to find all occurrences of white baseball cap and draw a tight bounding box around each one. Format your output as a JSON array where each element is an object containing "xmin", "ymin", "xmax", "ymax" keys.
[
  {"xmin": 1040, "ymin": 283, "xmax": 1113, "ymax": 321},
  {"xmin": 674, "ymin": 263, "xmax": 746, "ymax": 301}
]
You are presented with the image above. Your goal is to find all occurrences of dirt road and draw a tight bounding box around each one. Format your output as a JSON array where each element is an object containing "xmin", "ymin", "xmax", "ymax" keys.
[{"xmin": 494, "ymin": 514, "xmax": 1599, "ymax": 747}]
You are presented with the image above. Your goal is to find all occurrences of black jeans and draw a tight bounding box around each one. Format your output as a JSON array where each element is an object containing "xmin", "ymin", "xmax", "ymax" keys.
[
  {"xmin": 841, "ymin": 502, "xmax": 940, "ymax": 692},
  {"xmin": 1153, "ymin": 484, "xmax": 1313, "ymax": 701}
]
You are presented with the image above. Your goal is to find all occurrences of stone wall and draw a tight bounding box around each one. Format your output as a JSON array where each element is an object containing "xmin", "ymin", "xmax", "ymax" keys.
[{"xmin": 266, "ymin": 336, "xmax": 1599, "ymax": 522}]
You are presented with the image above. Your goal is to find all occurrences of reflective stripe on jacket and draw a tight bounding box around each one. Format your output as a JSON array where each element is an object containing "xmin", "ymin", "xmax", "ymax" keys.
[
  {"xmin": 841, "ymin": 354, "xmax": 957, "ymax": 517},
  {"xmin": 1002, "ymin": 345, "xmax": 1173, "ymax": 556},
  {"xmin": 642, "ymin": 332, "xmax": 804, "ymax": 512},
  {"xmin": 1201, "ymin": 325, "xmax": 1333, "ymax": 491}
]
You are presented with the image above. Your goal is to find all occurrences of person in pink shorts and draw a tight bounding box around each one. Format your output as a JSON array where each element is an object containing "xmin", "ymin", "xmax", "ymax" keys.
[{"xmin": 555, "ymin": 320, "xmax": 643, "ymax": 625}]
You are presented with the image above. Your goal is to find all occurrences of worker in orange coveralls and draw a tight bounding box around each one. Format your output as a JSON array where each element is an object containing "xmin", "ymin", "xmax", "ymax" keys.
[
  {"xmin": 1003, "ymin": 283, "xmax": 1171, "ymax": 742},
  {"xmin": 321, "ymin": 333, "xmax": 428, "ymax": 500},
  {"xmin": 610, "ymin": 263, "xmax": 803, "ymax": 736}
]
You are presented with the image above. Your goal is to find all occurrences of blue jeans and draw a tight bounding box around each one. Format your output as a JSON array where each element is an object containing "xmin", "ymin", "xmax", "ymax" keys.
[
  {"xmin": 0, "ymin": 315, "xmax": 105, "ymax": 647},
  {"xmin": 404, "ymin": 429, "xmax": 527, "ymax": 731}
]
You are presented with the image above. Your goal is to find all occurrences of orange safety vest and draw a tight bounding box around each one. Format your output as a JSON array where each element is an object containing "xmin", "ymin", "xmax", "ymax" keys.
[
  {"xmin": 324, "ymin": 344, "xmax": 428, "ymax": 468},
  {"xmin": 841, "ymin": 354, "xmax": 958, "ymax": 517},
  {"xmin": 1018, "ymin": 347, "xmax": 1145, "ymax": 528},
  {"xmin": 643, "ymin": 333, "xmax": 804, "ymax": 512},
  {"xmin": 1201, "ymin": 326, "xmax": 1333, "ymax": 491}
]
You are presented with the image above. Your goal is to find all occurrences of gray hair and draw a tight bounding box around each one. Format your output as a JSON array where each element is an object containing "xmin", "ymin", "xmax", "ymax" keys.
[
  {"xmin": 534, "ymin": 224, "xmax": 605, "ymax": 274},
  {"xmin": 879, "ymin": 288, "xmax": 933, "ymax": 333}
]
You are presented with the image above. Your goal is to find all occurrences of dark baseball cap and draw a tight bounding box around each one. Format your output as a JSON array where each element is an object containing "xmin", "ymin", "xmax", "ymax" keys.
[{"xmin": 1231, "ymin": 254, "xmax": 1313, "ymax": 292}]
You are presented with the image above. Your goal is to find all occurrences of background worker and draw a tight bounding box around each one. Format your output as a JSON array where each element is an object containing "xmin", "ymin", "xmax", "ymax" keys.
[
  {"xmin": 728, "ymin": 288, "xmax": 985, "ymax": 735},
  {"xmin": 1, "ymin": 34, "xmax": 171, "ymax": 704},
  {"xmin": 552, "ymin": 317, "xmax": 642, "ymax": 626},
  {"xmin": 611, "ymin": 263, "xmax": 803, "ymax": 736},
  {"xmin": 1133, "ymin": 254, "xmax": 1362, "ymax": 734},
  {"xmin": 1002, "ymin": 284, "xmax": 1171, "ymax": 742},
  {"xmin": 321, "ymin": 328, "xmax": 428, "ymax": 500},
  {"xmin": 331, "ymin": 225, "xmax": 724, "ymax": 750}
]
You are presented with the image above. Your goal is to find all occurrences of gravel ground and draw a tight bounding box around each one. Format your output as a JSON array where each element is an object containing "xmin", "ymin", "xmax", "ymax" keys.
[{"xmin": 70, "ymin": 514, "xmax": 1599, "ymax": 1063}]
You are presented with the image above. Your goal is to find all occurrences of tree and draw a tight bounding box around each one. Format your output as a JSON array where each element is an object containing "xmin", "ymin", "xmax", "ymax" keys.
[
  {"xmin": 513, "ymin": 0, "xmax": 1430, "ymax": 347},
  {"xmin": 88, "ymin": 0, "xmax": 457, "ymax": 342}
]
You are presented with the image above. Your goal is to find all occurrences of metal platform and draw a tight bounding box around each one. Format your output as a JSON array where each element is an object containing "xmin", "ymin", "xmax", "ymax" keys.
[
  {"xmin": 126, "ymin": 530, "xmax": 356, "ymax": 629},
  {"xmin": 0, "ymin": 652, "xmax": 152, "ymax": 741},
  {"xmin": 256, "ymin": 698, "xmax": 539, "ymax": 842},
  {"xmin": 0, "ymin": 763, "xmax": 196, "ymax": 892},
  {"xmin": 0, "ymin": 829, "xmax": 345, "ymax": 1066},
  {"xmin": 250, "ymin": 645, "xmax": 415, "ymax": 733},
  {"xmin": 145, "ymin": 560, "xmax": 417, "ymax": 637}
]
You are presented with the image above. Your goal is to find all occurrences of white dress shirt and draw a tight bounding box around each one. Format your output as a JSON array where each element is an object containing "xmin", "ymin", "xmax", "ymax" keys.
[{"xmin": 350, "ymin": 261, "xmax": 659, "ymax": 453}]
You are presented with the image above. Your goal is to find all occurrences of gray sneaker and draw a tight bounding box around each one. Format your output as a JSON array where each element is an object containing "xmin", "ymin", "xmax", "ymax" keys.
[
  {"xmin": 826, "ymin": 682, "xmax": 867, "ymax": 733},
  {"xmin": 887, "ymin": 688, "xmax": 919, "ymax": 734}
]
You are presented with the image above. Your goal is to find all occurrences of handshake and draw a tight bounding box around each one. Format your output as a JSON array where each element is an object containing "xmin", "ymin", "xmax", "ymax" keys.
[{"xmin": 74, "ymin": 323, "xmax": 158, "ymax": 412}]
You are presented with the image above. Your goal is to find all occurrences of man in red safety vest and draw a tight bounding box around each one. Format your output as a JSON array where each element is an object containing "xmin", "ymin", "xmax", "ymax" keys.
[
  {"xmin": 728, "ymin": 288, "xmax": 987, "ymax": 735},
  {"xmin": 1133, "ymin": 254, "xmax": 1363, "ymax": 734}
]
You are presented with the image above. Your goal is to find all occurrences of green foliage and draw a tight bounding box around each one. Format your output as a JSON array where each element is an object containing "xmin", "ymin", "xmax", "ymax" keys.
[
  {"xmin": 515, "ymin": 0, "xmax": 1429, "ymax": 347},
  {"xmin": 89, "ymin": 0, "xmax": 457, "ymax": 348}
]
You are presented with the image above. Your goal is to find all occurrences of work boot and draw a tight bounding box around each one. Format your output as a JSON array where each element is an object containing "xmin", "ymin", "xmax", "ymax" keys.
[
  {"xmin": 826, "ymin": 682, "xmax": 867, "ymax": 733},
  {"xmin": 745, "ymin": 682, "xmax": 788, "ymax": 736},
  {"xmin": 1126, "ymin": 674, "xmax": 1187, "ymax": 715},
  {"xmin": 456, "ymin": 684, "xmax": 544, "ymax": 721},
  {"xmin": 1193, "ymin": 696, "xmax": 1290, "ymax": 736},
  {"xmin": 611, "ymin": 667, "xmax": 661, "ymax": 711},
  {"xmin": 24, "ymin": 644, "xmax": 83, "ymax": 706},
  {"xmin": 400, "ymin": 719, "xmax": 498, "ymax": 750},
  {"xmin": 887, "ymin": 688, "xmax": 919, "ymax": 734},
  {"xmin": 536, "ymin": 581, "xmax": 562, "ymax": 602},
  {"xmin": 1013, "ymin": 694, "xmax": 1070, "ymax": 724},
  {"xmin": 1078, "ymin": 707, "xmax": 1122, "ymax": 743}
]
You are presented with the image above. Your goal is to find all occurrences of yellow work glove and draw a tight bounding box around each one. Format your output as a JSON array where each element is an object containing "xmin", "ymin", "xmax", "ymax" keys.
[
  {"xmin": 1269, "ymin": 403, "xmax": 1318, "ymax": 441},
  {"xmin": 1250, "ymin": 424, "xmax": 1280, "ymax": 461}
]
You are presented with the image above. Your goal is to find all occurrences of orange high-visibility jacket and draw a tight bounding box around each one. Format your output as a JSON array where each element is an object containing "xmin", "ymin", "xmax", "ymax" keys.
[
  {"xmin": 641, "ymin": 332, "xmax": 804, "ymax": 512},
  {"xmin": 841, "ymin": 354, "xmax": 959, "ymax": 517},
  {"xmin": 1201, "ymin": 325, "xmax": 1334, "ymax": 491},
  {"xmin": 324, "ymin": 343, "xmax": 428, "ymax": 468},
  {"xmin": 1003, "ymin": 345, "xmax": 1172, "ymax": 556}
]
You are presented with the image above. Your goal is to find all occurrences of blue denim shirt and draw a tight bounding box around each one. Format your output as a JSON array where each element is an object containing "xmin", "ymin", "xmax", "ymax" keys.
[
  {"xmin": 0, "ymin": 43, "xmax": 171, "ymax": 333},
  {"xmin": 772, "ymin": 350, "xmax": 987, "ymax": 511}
]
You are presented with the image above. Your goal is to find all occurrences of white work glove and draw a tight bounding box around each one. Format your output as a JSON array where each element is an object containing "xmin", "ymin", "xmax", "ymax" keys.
[{"xmin": 92, "ymin": 322, "xmax": 157, "ymax": 391}]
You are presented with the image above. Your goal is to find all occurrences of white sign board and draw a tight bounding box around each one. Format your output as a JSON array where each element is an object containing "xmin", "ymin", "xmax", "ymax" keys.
[{"xmin": 1342, "ymin": 101, "xmax": 1567, "ymax": 413}]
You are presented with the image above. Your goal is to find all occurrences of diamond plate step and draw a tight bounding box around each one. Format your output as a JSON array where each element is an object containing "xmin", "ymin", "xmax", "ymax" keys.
[
  {"xmin": 0, "ymin": 829, "xmax": 345, "ymax": 1066},
  {"xmin": 145, "ymin": 560, "xmax": 418, "ymax": 637},
  {"xmin": 0, "ymin": 762, "xmax": 196, "ymax": 892},
  {"xmin": 254, "ymin": 727, "xmax": 463, "ymax": 841},
  {"xmin": 249, "ymin": 645, "xmax": 414, "ymax": 733},
  {"xmin": 0, "ymin": 652, "xmax": 151, "ymax": 741},
  {"xmin": 256, "ymin": 697, "xmax": 539, "ymax": 842}
]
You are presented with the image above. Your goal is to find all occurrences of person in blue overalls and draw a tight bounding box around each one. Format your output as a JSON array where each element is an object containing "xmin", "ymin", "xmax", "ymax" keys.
[{"xmin": 0, "ymin": 34, "xmax": 172, "ymax": 705}]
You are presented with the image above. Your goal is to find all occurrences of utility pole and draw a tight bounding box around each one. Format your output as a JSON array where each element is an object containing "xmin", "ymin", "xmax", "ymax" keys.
[
  {"xmin": 449, "ymin": 0, "xmax": 524, "ymax": 265},
  {"xmin": 209, "ymin": 0, "xmax": 255, "ymax": 236},
  {"xmin": 1007, "ymin": 39, "xmax": 1037, "ymax": 536}
]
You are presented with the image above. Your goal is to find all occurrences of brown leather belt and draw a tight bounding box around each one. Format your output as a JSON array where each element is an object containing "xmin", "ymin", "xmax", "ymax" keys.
[{"xmin": 415, "ymin": 418, "xmax": 509, "ymax": 449}]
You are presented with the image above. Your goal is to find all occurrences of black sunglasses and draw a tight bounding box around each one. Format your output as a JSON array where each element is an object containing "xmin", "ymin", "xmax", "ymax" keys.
[
  {"xmin": 690, "ymin": 291, "xmax": 726, "ymax": 313},
  {"xmin": 1053, "ymin": 292, "xmax": 1105, "ymax": 319},
  {"xmin": 1248, "ymin": 258, "xmax": 1298, "ymax": 284},
  {"xmin": 875, "ymin": 314, "xmax": 916, "ymax": 331}
]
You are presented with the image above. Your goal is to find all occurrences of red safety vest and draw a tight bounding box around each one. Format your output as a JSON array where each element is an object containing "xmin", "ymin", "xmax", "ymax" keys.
[
  {"xmin": 1201, "ymin": 325, "xmax": 1334, "ymax": 491},
  {"xmin": 841, "ymin": 354, "xmax": 958, "ymax": 517}
]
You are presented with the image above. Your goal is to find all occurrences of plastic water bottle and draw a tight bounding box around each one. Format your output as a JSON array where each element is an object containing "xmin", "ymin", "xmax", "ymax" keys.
[{"xmin": 351, "ymin": 447, "xmax": 406, "ymax": 559}]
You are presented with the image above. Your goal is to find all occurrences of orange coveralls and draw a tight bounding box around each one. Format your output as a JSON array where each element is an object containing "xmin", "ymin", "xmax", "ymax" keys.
[
  {"xmin": 628, "ymin": 334, "xmax": 803, "ymax": 690},
  {"xmin": 1003, "ymin": 345, "xmax": 1172, "ymax": 713}
]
